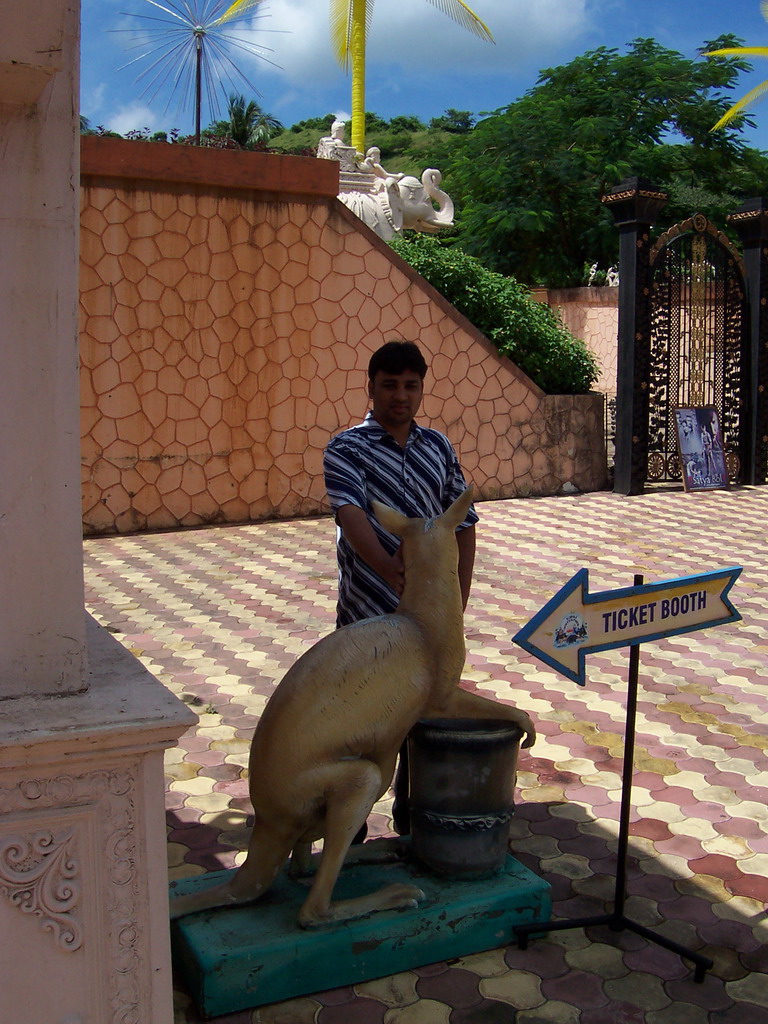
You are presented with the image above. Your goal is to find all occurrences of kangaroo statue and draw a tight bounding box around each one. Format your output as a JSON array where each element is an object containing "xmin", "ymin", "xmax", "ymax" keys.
[{"xmin": 170, "ymin": 486, "xmax": 535, "ymax": 928}]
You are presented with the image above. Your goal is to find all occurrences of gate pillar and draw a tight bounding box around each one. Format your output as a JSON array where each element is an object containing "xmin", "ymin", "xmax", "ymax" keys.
[
  {"xmin": 602, "ymin": 178, "xmax": 668, "ymax": 494},
  {"xmin": 728, "ymin": 196, "xmax": 768, "ymax": 485}
]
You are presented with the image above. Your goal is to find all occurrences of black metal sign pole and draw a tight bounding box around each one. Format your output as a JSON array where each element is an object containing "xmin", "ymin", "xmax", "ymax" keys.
[{"xmin": 514, "ymin": 575, "xmax": 714, "ymax": 983}]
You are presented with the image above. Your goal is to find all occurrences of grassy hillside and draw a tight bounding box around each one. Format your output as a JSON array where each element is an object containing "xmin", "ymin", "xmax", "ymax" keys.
[{"xmin": 268, "ymin": 111, "xmax": 470, "ymax": 177}]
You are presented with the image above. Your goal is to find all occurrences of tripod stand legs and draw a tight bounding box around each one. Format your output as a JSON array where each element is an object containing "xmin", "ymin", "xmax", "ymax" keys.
[{"xmin": 514, "ymin": 912, "xmax": 713, "ymax": 983}]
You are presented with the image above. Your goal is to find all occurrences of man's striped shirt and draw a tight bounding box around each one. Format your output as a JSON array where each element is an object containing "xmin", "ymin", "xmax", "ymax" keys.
[{"xmin": 323, "ymin": 413, "xmax": 478, "ymax": 626}]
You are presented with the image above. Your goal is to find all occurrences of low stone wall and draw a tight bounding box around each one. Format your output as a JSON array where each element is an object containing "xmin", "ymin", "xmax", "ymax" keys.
[{"xmin": 80, "ymin": 138, "xmax": 606, "ymax": 534}]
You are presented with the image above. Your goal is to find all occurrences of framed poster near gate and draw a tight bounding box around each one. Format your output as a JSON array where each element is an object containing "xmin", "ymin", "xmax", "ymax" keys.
[{"xmin": 673, "ymin": 407, "xmax": 729, "ymax": 491}]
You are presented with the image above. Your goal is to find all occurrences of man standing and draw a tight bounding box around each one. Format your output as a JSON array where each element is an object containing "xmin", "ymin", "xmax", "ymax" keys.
[{"xmin": 323, "ymin": 340, "xmax": 478, "ymax": 834}]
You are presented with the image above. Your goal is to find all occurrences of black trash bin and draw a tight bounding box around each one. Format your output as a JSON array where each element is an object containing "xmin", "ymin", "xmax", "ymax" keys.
[{"xmin": 408, "ymin": 717, "xmax": 523, "ymax": 879}]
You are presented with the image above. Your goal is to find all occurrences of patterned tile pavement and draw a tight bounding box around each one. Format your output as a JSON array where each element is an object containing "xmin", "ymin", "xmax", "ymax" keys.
[{"xmin": 82, "ymin": 486, "xmax": 768, "ymax": 1024}]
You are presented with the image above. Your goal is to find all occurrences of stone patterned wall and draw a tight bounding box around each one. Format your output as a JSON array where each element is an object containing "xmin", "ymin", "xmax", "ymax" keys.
[
  {"xmin": 80, "ymin": 138, "xmax": 606, "ymax": 535},
  {"xmin": 544, "ymin": 287, "xmax": 619, "ymax": 397}
]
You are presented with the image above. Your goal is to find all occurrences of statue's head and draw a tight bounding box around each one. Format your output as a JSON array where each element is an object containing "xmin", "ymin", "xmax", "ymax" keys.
[
  {"xmin": 397, "ymin": 176, "xmax": 426, "ymax": 202},
  {"xmin": 395, "ymin": 175, "xmax": 453, "ymax": 232}
]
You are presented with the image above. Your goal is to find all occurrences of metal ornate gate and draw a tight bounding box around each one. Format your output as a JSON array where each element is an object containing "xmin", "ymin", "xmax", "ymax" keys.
[{"xmin": 645, "ymin": 213, "xmax": 748, "ymax": 484}]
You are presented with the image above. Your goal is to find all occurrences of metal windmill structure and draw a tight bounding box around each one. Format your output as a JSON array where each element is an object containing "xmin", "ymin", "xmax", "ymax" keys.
[{"xmin": 118, "ymin": 0, "xmax": 278, "ymax": 143}]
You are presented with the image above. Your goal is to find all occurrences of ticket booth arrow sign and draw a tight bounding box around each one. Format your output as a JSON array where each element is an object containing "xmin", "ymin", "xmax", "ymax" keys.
[{"xmin": 513, "ymin": 567, "xmax": 742, "ymax": 686}]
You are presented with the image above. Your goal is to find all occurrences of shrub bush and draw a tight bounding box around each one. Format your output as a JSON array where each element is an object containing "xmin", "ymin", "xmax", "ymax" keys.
[{"xmin": 389, "ymin": 235, "xmax": 599, "ymax": 394}]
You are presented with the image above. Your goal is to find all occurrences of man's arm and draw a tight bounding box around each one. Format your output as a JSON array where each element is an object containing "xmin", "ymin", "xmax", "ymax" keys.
[
  {"xmin": 336, "ymin": 504, "xmax": 405, "ymax": 596},
  {"xmin": 457, "ymin": 524, "xmax": 476, "ymax": 611}
]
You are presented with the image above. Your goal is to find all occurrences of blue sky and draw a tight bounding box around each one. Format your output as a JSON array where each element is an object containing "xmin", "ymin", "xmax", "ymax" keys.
[{"xmin": 80, "ymin": 0, "xmax": 768, "ymax": 149}]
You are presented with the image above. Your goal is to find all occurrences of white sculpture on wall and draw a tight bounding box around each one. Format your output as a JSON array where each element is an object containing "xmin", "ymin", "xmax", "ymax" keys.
[
  {"xmin": 317, "ymin": 119, "xmax": 360, "ymax": 174},
  {"xmin": 317, "ymin": 122, "xmax": 454, "ymax": 241},
  {"xmin": 586, "ymin": 262, "xmax": 620, "ymax": 287}
]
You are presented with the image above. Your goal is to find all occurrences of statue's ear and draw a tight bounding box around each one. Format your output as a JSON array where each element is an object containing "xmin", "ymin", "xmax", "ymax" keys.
[
  {"xmin": 372, "ymin": 501, "xmax": 410, "ymax": 536},
  {"xmin": 439, "ymin": 486, "xmax": 474, "ymax": 530}
]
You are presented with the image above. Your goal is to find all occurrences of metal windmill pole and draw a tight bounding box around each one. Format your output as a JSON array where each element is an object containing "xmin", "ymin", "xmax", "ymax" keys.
[{"xmin": 194, "ymin": 26, "xmax": 203, "ymax": 144}]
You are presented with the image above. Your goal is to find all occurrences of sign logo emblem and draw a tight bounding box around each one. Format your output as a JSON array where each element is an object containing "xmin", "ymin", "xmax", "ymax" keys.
[{"xmin": 554, "ymin": 613, "xmax": 589, "ymax": 649}]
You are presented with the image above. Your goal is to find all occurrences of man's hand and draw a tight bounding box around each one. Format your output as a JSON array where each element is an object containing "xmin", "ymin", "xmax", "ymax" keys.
[
  {"xmin": 380, "ymin": 547, "xmax": 405, "ymax": 596},
  {"xmin": 457, "ymin": 524, "xmax": 476, "ymax": 611},
  {"xmin": 336, "ymin": 505, "xmax": 404, "ymax": 596},
  {"xmin": 512, "ymin": 710, "xmax": 536, "ymax": 749}
]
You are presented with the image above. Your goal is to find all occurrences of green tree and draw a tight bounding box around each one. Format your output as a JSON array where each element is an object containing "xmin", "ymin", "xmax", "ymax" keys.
[
  {"xmin": 290, "ymin": 113, "xmax": 339, "ymax": 134},
  {"xmin": 429, "ymin": 108, "xmax": 475, "ymax": 133},
  {"xmin": 444, "ymin": 37, "xmax": 766, "ymax": 286},
  {"xmin": 208, "ymin": 93, "xmax": 283, "ymax": 148},
  {"xmin": 389, "ymin": 114, "xmax": 426, "ymax": 133},
  {"xmin": 390, "ymin": 235, "xmax": 598, "ymax": 394}
]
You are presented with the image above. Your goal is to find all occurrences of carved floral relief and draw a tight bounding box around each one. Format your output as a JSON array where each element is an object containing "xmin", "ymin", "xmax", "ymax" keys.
[
  {"xmin": 0, "ymin": 765, "xmax": 144, "ymax": 1022},
  {"xmin": 0, "ymin": 828, "xmax": 82, "ymax": 950}
]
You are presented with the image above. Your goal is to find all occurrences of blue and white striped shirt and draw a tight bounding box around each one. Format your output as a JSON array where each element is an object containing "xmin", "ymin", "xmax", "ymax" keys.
[{"xmin": 323, "ymin": 413, "xmax": 478, "ymax": 626}]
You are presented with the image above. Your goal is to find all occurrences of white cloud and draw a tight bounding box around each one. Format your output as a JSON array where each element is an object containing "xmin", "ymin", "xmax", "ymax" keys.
[
  {"xmin": 109, "ymin": 102, "xmax": 162, "ymax": 135},
  {"xmin": 237, "ymin": 1, "xmax": 341, "ymax": 84},
  {"xmin": 240, "ymin": 0, "xmax": 592, "ymax": 85},
  {"xmin": 367, "ymin": 0, "xmax": 591, "ymax": 74},
  {"xmin": 218, "ymin": 0, "xmax": 595, "ymax": 124},
  {"xmin": 82, "ymin": 80, "xmax": 107, "ymax": 116}
]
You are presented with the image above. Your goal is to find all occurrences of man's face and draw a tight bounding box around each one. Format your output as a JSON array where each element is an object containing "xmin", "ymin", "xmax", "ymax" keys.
[{"xmin": 368, "ymin": 369, "xmax": 424, "ymax": 431}]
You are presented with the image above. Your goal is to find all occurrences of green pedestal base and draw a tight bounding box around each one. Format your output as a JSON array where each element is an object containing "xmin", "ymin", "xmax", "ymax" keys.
[{"xmin": 170, "ymin": 849, "xmax": 551, "ymax": 1018}]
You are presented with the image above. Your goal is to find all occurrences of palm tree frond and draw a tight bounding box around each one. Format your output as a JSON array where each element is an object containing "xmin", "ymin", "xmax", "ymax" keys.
[
  {"xmin": 330, "ymin": 0, "xmax": 355, "ymax": 69},
  {"xmin": 425, "ymin": 0, "xmax": 493, "ymax": 42},
  {"xmin": 365, "ymin": 0, "xmax": 376, "ymax": 36},
  {"xmin": 214, "ymin": 0, "xmax": 263, "ymax": 28},
  {"xmin": 703, "ymin": 46, "xmax": 768, "ymax": 58},
  {"xmin": 711, "ymin": 76, "xmax": 768, "ymax": 131}
]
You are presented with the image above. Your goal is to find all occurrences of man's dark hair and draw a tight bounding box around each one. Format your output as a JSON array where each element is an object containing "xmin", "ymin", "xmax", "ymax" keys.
[{"xmin": 368, "ymin": 340, "xmax": 428, "ymax": 381}]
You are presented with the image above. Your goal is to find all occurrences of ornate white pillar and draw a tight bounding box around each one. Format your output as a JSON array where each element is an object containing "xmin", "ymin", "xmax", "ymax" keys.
[
  {"xmin": 0, "ymin": 0, "xmax": 86, "ymax": 700},
  {"xmin": 0, "ymin": 5, "xmax": 195, "ymax": 1021}
]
